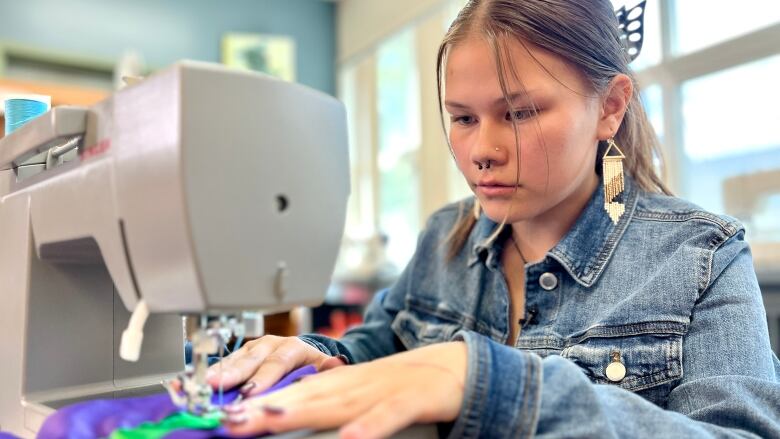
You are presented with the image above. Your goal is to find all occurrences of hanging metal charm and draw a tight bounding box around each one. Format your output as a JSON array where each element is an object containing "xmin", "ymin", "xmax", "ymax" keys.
[{"xmin": 603, "ymin": 138, "xmax": 626, "ymax": 224}]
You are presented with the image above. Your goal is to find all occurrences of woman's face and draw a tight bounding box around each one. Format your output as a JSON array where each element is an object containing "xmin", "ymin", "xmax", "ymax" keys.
[{"xmin": 445, "ymin": 36, "xmax": 603, "ymax": 224}]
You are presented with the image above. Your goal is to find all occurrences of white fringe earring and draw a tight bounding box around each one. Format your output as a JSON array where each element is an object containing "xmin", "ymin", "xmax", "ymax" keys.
[{"xmin": 602, "ymin": 138, "xmax": 626, "ymax": 224}]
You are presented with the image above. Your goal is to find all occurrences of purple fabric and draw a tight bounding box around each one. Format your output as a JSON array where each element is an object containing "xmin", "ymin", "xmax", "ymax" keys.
[{"xmin": 37, "ymin": 365, "xmax": 316, "ymax": 439}]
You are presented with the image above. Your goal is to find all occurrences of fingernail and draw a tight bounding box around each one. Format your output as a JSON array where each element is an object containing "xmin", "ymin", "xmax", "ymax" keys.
[
  {"xmin": 224, "ymin": 413, "xmax": 248, "ymax": 425},
  {"xmin": 239, "ymin": 381, "xmax": 256, "ymax": 395},
  {"xmin": 223, "ymin": 404, "xmax": 245, "ymax": 414},
  {"xmin": 262, "ymin": 404, "xmax": 285, "ymax": 415}
]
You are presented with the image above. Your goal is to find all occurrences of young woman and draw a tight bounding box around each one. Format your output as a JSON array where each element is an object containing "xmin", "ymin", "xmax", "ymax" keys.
[{"xmin": 212, "ymin": 1, "xmax": 780, "ymax": 437}]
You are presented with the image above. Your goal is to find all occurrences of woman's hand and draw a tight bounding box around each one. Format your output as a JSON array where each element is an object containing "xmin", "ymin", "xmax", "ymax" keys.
[
  {"xmin": 222, "ymin": 341, "xmax": 468, "ymax": 439},
  {"xmin": 206, "ymin": 335, "xmax": 347, "ymax": 395}
]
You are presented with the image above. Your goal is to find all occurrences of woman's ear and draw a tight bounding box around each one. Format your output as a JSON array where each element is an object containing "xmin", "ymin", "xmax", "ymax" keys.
[{"xmin": 597, "ymin": 74, "xmax": 633, "ymax": 139}]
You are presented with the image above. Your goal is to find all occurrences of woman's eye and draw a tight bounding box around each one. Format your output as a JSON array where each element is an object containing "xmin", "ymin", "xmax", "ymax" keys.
[
  {"xmin": 451, "ymin": 115, "xmax": 475, "ymax": 125},
  {"xmin": 505, "ymin": 109, "xmax": 535, "ymax": 121}
]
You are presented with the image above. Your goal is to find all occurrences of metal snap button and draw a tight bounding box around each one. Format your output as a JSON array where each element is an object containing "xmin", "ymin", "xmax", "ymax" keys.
[
  {"xmin": 605, "ymin": 351, "xmax": 626, "ymax": 382},
  {"xmin": 539, "ymin": 272, "xmax": 558, "ymax": 291}
]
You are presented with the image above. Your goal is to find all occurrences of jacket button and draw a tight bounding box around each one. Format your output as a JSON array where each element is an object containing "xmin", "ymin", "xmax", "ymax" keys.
[
  {"xmin": 606, "ymin": 352, "xmax": 627, "ymax": 382},
  {"xmin": 539, "ymin": 272, "xmax": 558, "ymax": 290}
]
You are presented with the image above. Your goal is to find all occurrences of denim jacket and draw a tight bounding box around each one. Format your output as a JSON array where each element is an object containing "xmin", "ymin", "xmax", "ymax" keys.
[{"xmin": 301, "ymin": 176, "xmax": 780, "ymax": 438}]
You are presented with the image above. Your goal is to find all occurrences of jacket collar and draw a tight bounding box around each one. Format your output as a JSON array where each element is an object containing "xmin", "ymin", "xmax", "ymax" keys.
[{"xmin": 467, "ymin": 176, "xmax": 639, "ymax": 287}]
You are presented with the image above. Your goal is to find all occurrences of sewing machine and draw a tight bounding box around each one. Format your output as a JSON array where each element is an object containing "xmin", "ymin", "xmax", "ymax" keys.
[{"xmin": 0, "ymin": 61, "xmax": 352, "ymax": 436}]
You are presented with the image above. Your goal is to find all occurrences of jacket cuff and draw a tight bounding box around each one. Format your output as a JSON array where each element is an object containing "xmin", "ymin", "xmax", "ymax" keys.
[
  {"xmin": 448, "ymin": 330, "xmax": 542, "ymax": 438},
  {"xmin": 297, "ymin": 334, "xmax": 356, "ymax": 364}
]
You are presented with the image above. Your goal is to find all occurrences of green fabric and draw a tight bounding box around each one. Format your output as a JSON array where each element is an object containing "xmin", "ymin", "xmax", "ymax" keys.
[{"xmin": 109, "ymin": 411, "xmax": 223, "ymax": 439}]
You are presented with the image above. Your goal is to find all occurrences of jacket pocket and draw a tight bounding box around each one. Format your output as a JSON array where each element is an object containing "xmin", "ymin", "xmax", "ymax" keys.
[
  {"xmin": 561, "ymin": 321, "xmax": 686, "ymax": 406},
  {"xmin": 391, "ymin": 296, "xmax": 464, "ymax": 349}
]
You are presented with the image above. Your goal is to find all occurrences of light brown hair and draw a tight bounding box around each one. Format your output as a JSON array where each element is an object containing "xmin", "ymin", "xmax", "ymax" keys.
[{"xmin": 437, "ymin": 0, "xmax": 671, "ymax": 260}]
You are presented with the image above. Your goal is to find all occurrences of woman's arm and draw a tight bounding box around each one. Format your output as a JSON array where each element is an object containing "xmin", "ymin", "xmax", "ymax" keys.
[
  {"xmin": 298, "ymin": 206, "xmax": 461, "ymax": 364},
  {"xmin": 204, "ymin": 271, "xmax": 413, "ymax": 394},
  {"xmin": 299, "ymin": 286, "xmax": 408, "ymax": 364}
]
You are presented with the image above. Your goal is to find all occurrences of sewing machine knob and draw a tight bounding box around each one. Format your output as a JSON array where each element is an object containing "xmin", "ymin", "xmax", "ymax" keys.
[{"xmin": 276, "ymin": 194, "xmax": 289, "ymax": 212}]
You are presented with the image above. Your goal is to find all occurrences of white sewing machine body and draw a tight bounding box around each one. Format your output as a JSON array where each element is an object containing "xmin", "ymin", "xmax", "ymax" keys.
[{"xmin": 0, "ymin": 61, "xmax": 350, "ymax": 436}]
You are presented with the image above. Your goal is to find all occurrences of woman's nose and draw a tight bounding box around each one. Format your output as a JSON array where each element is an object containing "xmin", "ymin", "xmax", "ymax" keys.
[{"xmin": 470, "ymin": 120, "xmax": 508, "ymax": 169}]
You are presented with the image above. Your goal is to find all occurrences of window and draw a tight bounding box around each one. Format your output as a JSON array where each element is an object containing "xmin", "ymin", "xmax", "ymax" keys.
[
  {"xmin": 680, "ymin": 54, "xmax": 780, "ymax": 242},
  {"xmin": 641, "ymin": 84, "xmax": 663, "ymax": 142},
  {"xmin": 673, "ymin": 0, "xmax": 780, "ymax": 55},
  {"xmin": 681, "ymin": 55, "xmax": 780, "ymax": 163},
  {"xmin": 376, "ymin": 29, "xmax": 422, "ymax": 268}
]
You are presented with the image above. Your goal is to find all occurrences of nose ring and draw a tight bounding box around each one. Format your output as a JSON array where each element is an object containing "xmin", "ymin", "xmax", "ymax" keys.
[{"xmin": 477, "ymin": 160, "xmax": 492, "ymax": 170}]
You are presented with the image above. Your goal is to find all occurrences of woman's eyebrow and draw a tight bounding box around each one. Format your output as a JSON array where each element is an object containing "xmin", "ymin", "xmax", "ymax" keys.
[{"xmin": 445, "ymin": 91, "xmax": 539, "ymax": 110}]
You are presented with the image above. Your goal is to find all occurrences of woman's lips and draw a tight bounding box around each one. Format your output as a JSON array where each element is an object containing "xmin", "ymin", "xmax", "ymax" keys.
[{"xmin": 476, "ymin": 184, "xmax": 517, "ymax": 197}]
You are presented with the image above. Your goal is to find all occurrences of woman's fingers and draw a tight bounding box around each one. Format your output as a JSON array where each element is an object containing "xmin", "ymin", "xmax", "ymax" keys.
[
  {"xmin": 224, "ymin": 380, "xmax": 381, "ymax": 435},
  {"xmin": 204, "ymin": 335, "xmax": 341, "ymax": 394},
  {"xmin": 239, "ymin": 366, "xmax": 352, "ymax": 411},
  {"xmin": 205, "ymin": 336, "xmax": 282, "ymax": 389},
  {"xmin": 225, "ymin": 388, "xmax": 419, "ymax": 439},
  {"xmin": 319, "ymin": 355, "xmax": 348, "ymax": 371},
  {"xmin": 241, "ymin": 338, "xmax": 326, "ymax": 395},
  {"xmin": 220, "ymin": 342, "xmax": 468, "ymax": 438}
]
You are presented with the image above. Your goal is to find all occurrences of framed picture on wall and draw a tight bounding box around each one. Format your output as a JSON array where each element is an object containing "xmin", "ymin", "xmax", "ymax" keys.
[{"xmin": 221, "ymin": 33, "xmax": 296, "ymax": 82}]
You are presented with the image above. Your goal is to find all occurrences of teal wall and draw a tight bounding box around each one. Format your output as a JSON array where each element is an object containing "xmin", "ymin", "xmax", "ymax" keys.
[{"xmin": 0, "ymin": 0, "xmax": 335, "ymax": 94}]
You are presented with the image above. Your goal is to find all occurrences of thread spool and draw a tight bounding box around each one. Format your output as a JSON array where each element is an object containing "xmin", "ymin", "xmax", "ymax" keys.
[{"xmin": 4, "ymin": 94, "xmax": 51, "ymax": 135}]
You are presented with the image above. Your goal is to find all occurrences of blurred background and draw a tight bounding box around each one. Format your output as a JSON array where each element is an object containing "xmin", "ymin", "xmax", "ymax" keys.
[{"xmin": 0, "ymin": 0, "xmax": 777, "ymax": 352}]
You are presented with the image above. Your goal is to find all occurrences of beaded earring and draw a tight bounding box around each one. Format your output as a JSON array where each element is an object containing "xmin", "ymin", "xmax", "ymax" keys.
[{"xmin": 603, "ymin": 138, "xmax": 626, "ymax": 224}]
